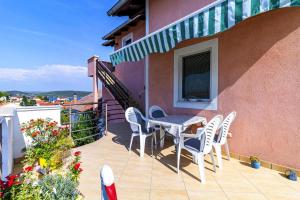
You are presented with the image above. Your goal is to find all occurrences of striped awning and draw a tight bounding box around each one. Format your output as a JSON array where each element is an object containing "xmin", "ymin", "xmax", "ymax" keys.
[{"xmin": 110, "ymin": 0, "xmax": 299, "ymax": 66}]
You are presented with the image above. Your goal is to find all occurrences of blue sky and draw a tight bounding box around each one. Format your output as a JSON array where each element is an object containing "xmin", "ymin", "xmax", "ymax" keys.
[{"xmin": 0, "ymin": 0, "xmax": 126, "ymax": 91}]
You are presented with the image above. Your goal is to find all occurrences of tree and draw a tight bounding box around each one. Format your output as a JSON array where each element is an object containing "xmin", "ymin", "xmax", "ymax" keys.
[
  {"xmin": 0, "ymin": 91, "xmax": 9, "ymax": 98},
  {"xmin": 20, "ymin": 96, "xmax": 37, "ymax": 106}
]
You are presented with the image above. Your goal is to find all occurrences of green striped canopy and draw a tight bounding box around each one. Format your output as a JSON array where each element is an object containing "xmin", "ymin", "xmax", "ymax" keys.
[{"xmin": 110, "ymin": 0, "xmax": 299, "ymax": 66}]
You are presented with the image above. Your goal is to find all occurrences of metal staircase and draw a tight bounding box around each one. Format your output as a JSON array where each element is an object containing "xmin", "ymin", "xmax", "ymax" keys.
[{"xmin": 96, "ymin": 60, "xmax": 141, "ymax": 111}]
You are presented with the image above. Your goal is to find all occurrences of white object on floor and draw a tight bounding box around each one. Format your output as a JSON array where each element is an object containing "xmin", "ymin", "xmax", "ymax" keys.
[
  {"xmin": 213, "ymin": 111, "xmax": 236, "ymax": 170},
  {"xmin": 125, "ymin": 107, "xmax": 156, "ymax": 157},
  {"xmin": 177, "ymin": 115, "xmax": 223, "ymax": 184}
]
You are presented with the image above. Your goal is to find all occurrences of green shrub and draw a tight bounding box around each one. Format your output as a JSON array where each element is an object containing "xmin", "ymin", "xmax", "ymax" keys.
[{"xmin": 39, "ymin": 174, "xmax": 79, "ymax": 200}]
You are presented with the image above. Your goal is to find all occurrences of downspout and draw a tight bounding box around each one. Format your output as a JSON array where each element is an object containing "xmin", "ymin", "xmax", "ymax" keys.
[{"xmin": 145, "ymin": 0, "xmax": 149, "ymax": 116}]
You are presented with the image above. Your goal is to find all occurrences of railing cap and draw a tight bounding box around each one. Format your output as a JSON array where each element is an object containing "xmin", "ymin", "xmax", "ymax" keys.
[{"xmin": 88, "ymin": 55, "xmax": 99, "ymax": 63}]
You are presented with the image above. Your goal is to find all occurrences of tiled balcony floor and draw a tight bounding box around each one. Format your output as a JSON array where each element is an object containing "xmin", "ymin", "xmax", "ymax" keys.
[{"xmin": 76, "ymin": 122, "xmax": 300, "ymax": 200}]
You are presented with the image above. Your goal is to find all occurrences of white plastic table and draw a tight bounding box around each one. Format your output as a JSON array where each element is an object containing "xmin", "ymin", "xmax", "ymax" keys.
[{"xmin": 149, "ymin": 115, "xmax": 207, "ymax": 148}]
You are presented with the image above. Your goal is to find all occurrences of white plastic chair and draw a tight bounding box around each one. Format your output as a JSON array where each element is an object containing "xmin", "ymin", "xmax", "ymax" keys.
[
  {"xmin": 213, "ymin": 111, "xmax": 236, "ymax": 170},
  {"xmin": 149, "ymin": 105, "xmax": 167, "ymax": 119},
  {"xmin": 125, "ymin": 107, "xmax": 156, "ymax": 157},
  {"xmin": 177, "ymin": 115, "xmax": 223, "ymax": 183},
  {"xmin": 149, "ymin": 105, "xmax": 172, "ymax": 148}
]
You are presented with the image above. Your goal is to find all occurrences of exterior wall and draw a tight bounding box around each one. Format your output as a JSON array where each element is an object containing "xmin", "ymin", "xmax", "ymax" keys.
[
  {"xmin": 149, "ymin": 0, "xmax": 215, "ymax": 33},
  {"xmin": 103, "ymin": 20, "xmax": 146, "ymax": 110},
  {"xmin": 148, "ymin": 8, "xmax": 300, "ymax": 169}
]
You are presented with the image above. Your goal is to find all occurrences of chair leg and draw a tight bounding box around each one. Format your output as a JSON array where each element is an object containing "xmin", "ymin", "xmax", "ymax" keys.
[
  {"xmin": 160, "ymin": 127, "xmax": 165, "ymax": 148},
  {"xmin": 139, "ymin": 135, "xmax": 146, "ymax": 157},
  {"xmin": 209, "ymin": 150, "xmax": 216, "ymax": 172},
  {"xmin": 151, "ymin": 135, "xmax": 154, "ymax": 156},
  {"xmin": 225, "ymin": 142, "xmax": 230, "ymax": 160},
  {"xmin": 129, "ymin": 134, "xmax": 134, "ymax": 152},
  {"xmin": 198, "ymin": 154, "xmax": 206, "ymax": 184},
  {"xmin": 214, "ymin": 144, "xmax": 223, "ymax": 170},
  {"xmin": 177, "ymin": 143, "xmax": 182, "ymax": 173},
  {"xmin": 153, "ymin": 132, "xmax": 157, "ymax": 150}
]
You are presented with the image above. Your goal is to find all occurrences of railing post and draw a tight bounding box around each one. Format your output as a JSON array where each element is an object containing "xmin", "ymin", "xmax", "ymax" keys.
[
  {"xmin": 69, "ymin": 105, "xmax": 72, "ymax": 137},
  {"xmin": 105, "ymin": 103, "xmax": 108, "ymax": 136}
]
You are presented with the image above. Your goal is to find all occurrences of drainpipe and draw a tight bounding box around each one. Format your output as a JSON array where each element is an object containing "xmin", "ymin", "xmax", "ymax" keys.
[
  {"xmin": 145, "ymin": 0, "xmax": 150, "ymax": 117},
  {"xmin": 87, "ymin": 55, "xmax": 99, "ymax": 110}
]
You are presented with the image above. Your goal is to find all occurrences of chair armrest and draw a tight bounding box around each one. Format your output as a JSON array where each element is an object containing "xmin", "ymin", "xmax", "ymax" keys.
[{"xmin": 128, "ymin": 121, "xmax": 142, "ymax": 133}]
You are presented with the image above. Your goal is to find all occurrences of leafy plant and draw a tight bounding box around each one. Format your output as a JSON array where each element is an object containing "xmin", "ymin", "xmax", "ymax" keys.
[
  {"xmin": 39, "ymin": 174, "xmax": 79, "ymax": 200},
  {"xmin": 250, "ymin": 156, "xmax": 260, "ymax": 162},
  {"xmin": 71, "ymin": 111, "xmax": 98, "ymax": 146},
  {"xmin": 69, "ymin": 151, "xmax": 83, "ymax": 182},
  {"xmin": 21, "ymin": 118, "xmax": 74, "ymax": 169}
]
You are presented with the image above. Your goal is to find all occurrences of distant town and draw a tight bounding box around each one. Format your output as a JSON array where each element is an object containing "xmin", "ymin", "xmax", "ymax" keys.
[{"xmin": 0, "ymin": 90, "xmax": 92, "ymax": 106}]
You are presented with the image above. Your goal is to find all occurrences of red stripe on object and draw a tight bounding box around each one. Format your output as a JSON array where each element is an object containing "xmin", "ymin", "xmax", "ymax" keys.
[{"xmin": 105, "ymin": 183, "xmax": 117, "ymax": 200}]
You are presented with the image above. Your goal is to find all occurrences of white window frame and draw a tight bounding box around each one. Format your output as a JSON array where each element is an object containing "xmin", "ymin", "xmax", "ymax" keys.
[
  {"xmin": 122, "ymin": 33, "xmax": 133, "ymax": 47},
  {"xmin": 173, "ymin": 38, "xmax": 218, "ymax": 110}
]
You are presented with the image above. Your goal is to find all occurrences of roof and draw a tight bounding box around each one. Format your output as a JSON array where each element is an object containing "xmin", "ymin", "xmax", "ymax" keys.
[
  {"xmin": 107, "ymin": 0, "xmax": 145, "ymax": 17},
  {"xmin": 102, "ymin": 14, "xmax": 144, "ymax": 41},
  {"xmin": 102, "ymin": 40, "xmax": 115, "ymax": 47},
  {"xmin": 71, "ymin": 93, "xmax": 95, "ymax": 112}
]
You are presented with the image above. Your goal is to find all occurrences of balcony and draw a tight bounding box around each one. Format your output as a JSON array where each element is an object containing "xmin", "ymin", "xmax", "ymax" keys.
[{"xmin": 76, "ymin": 122, "xmax": 300, "ymax": 200}]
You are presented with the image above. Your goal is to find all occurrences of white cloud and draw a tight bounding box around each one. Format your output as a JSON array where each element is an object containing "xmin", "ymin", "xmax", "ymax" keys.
[{"xmin": 0, "ymin": 65, "xmax": 92, "ymax": 91}]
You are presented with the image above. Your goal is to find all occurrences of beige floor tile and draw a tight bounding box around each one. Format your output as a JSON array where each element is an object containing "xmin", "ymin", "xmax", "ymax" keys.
[
  {"xmin": 118, "ymin": 175, "xmax": 151, "ymax": 190},
  {"xmin": 150, "ymin": 189, "xmax": 189, "ymax": 200},
  {"xmin": 264, "ymin": 192, "xmax": 300, "ymax": 200},
  {"xmin": 117, "ymin": 188, "xmax": 150, "ymax": 200},
  {"xmin": 225, "ymin": 192, "xmax": 268, "ymax": 200},
  {"xmin": 217, "ymin": 179, "xmax": 259, "ymax": 193},
  {"xmin": 151, "ymin": 175, "xmax": 185, "ymax": 190},
  {"xmin": 253, "ymin": 182, "xmax": 297, "ymax": 195},
  {"xmin": 187, "ymin": 191, "xmax": 228, "ymax": 200}
]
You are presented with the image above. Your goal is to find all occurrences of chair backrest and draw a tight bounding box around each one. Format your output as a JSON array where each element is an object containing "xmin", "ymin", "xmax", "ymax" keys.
[
  {"xmin": 217, "ymin": 111, "xmax": 236, "ymax": 145},
  {"xmin": 125, "ymin": 107, "xmax": 145, "ymax": 133},
  {"xmin": 149, "ymin": 105, "xmax": 167, "ymax": 119},
  {"xmin": 201, "ymin": 115, "xmax": 223, "ymax": 154}
]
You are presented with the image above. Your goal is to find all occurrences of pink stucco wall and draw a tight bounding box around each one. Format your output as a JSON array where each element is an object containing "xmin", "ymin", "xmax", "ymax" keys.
[
  {"xmin": 149, "ymin": 0, "xmax": 215, "ymax": 33},
  {"xmin": 148, "ymin": 8, "xmax": 300, "ymax": 169},
  {"xmin": 102, "ymin": 20, "xmax": 146, "ymax": 109}
]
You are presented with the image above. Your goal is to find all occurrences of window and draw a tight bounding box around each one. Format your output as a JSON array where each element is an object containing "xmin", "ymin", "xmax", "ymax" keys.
[
  {"xmin": 173, "ymin": 39, "xmax": 218, "ymax": 110},
  {"xmin": 122, "ymin": 33, "xmax": 133, "ymax": 47}
]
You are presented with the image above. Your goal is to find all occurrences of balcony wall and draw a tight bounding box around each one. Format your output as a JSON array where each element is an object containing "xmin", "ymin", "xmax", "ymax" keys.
[{"xmin": 0, "ymin": 105, "xmax": 61, "ymax": 179}]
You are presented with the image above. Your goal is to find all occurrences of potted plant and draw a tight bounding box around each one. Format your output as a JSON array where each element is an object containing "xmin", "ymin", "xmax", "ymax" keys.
[
  {"xmin": 285, "ymin": 169, "xmax": 297, "ymax": 181},
  {"xmin": 21, "ymin": 118, "xmax": 74, "ymax": 171},
  {"xmin": 250, "ymin": 156, "xmax": 261, "ymax": 169}
]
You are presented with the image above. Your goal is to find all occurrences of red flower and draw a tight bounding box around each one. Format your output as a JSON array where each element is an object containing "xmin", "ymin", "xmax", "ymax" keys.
[
  {"xmin": 74, "ymin": 151, "xmax": 81, "ymax": 156},
  {"xmin": 5, "ymin": 174, "xmax": 19, "ymax": 187},
  {"xmin": 73, "ymin": 162, "xmax": 81, "ymax": 171},
  {"xmin": 0, "ymin": 192, "xmax": 3, "ymax": 198},
  {"xmin": 31, "ymin": 132, "xmax": 38, "ymax": 137},
  {"xmin": 52, "ymin": 130, "xmax": 59, "ymax": 136},
  {"xmin": 24, "ymin": 166, "xmax": 33, "ymax": 172}
]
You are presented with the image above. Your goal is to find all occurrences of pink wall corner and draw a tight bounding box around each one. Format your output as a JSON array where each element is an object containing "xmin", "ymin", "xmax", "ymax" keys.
[{"xmin": 148, "ymin": 8, "xmax": 300, "ymax": 169}]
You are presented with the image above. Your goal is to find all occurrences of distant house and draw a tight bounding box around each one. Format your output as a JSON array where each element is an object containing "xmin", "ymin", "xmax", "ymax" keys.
[{"xmin": 72, "ymin": 93, "xmax": 95, "ymax": 112}]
